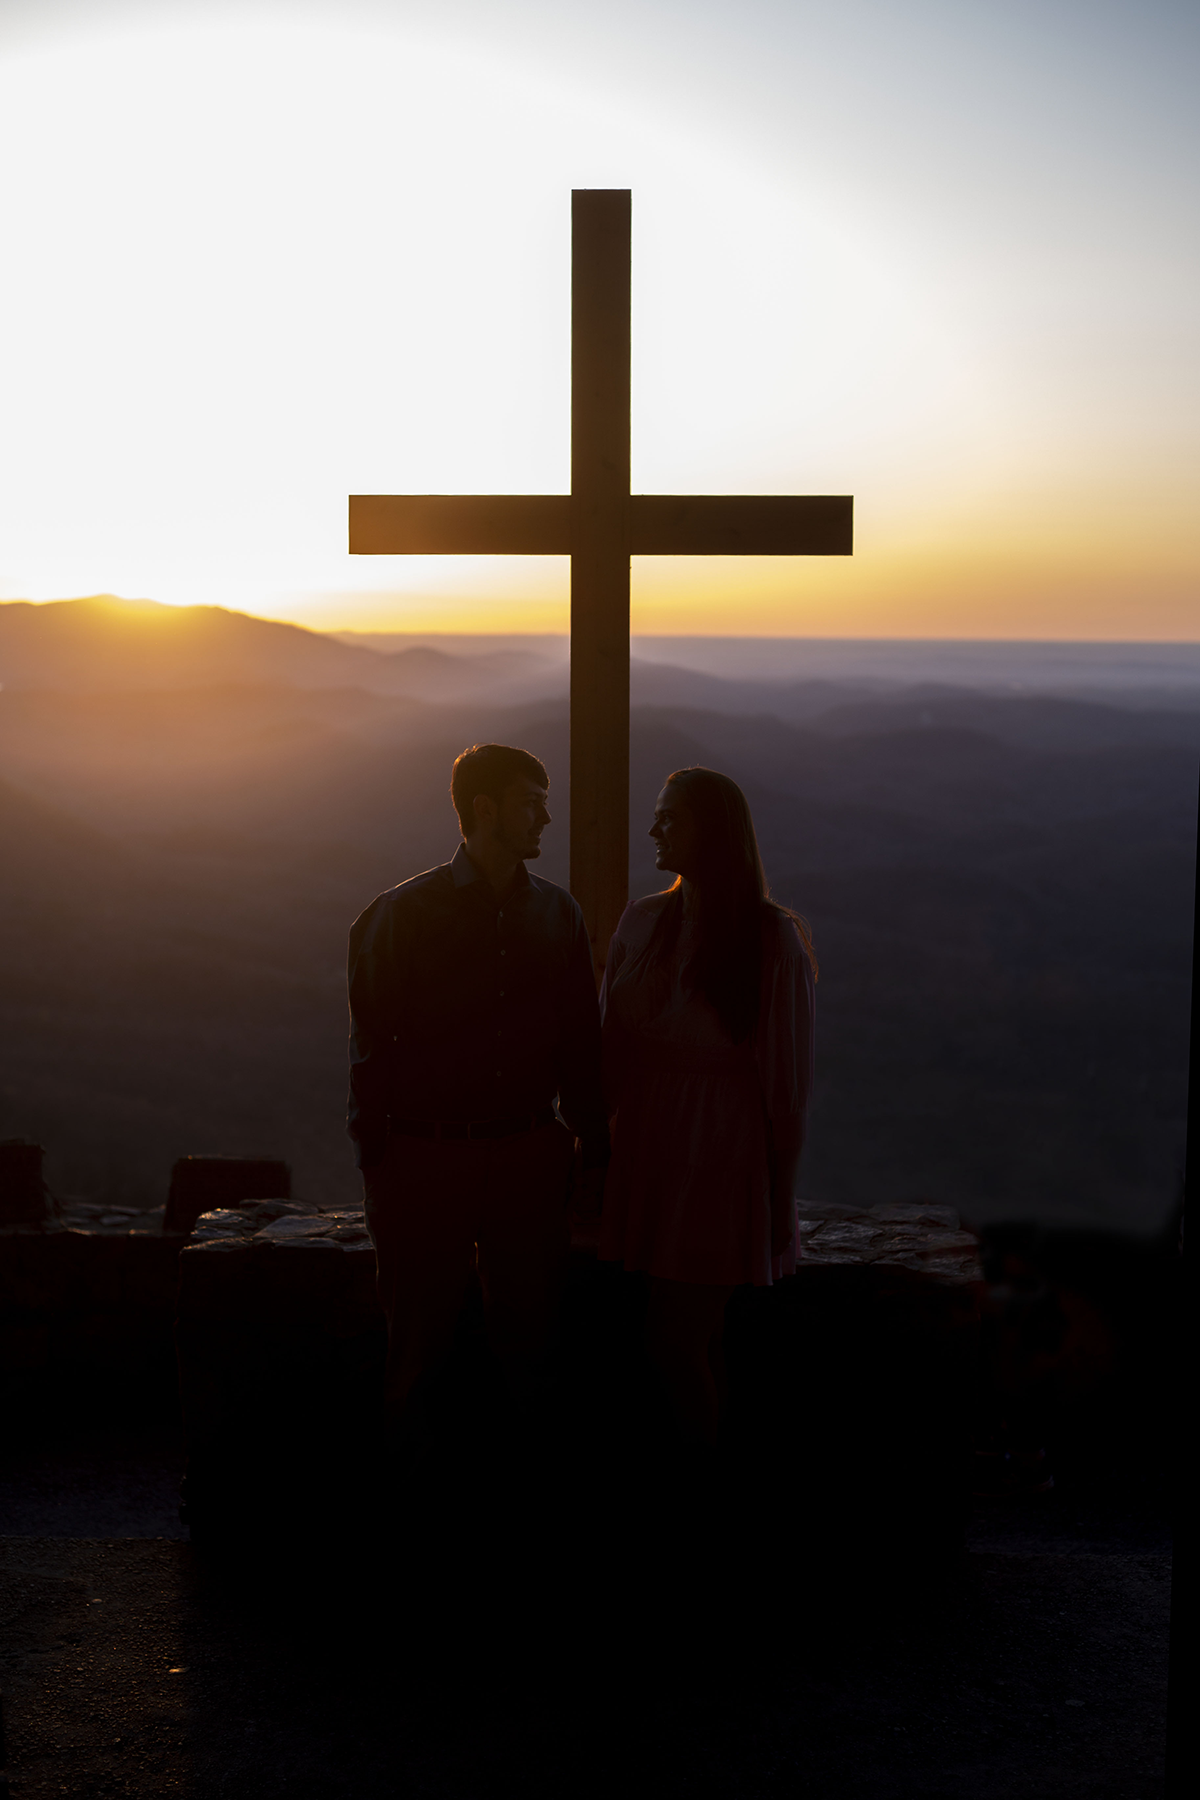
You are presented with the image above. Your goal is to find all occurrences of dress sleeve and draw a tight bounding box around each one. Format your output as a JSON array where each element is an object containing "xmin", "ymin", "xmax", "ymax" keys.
[
  {"xmin": 598, "ymin": 917, "xmax": 632, "ymax": 1023},
  {"xmin": 754, "ymin": 914, "xmax": 815, "ymax": 1122},
  {"xmin": 599, "ymin": 902, "xmax": 647, "ymax": 1114}
]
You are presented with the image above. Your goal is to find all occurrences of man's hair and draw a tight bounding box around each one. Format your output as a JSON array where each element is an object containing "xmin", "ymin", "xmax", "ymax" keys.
[{"xmin": 450, "ymin": 743, "xmax": 548, "ymax": 835}]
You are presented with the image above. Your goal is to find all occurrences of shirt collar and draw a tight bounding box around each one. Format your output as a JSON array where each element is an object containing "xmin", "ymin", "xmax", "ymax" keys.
[
  {"xmin": 450, "ymin": 842, "xmax": 532, "ymax": 893},
  {"xmin": 451, "ymin": 842, "xmax": 479, "ymax": 888}
]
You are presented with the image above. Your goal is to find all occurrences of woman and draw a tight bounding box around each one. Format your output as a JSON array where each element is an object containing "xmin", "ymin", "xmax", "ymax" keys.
[{"xmin": 599, "ymin": 766, "xmax": 816, "ymax": 1447}]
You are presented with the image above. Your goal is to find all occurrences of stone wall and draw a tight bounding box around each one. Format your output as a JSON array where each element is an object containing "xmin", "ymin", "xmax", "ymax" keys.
[
  {"xmin": 177, "ymin": 1203, "xmax": 384, "ymax": 1537},
  {"xmin": 171, "ymin": 1194, "xmax": 985, "ymax": 1545},
  {"xmin": 4, "ymin": 1134, "xmax": 988, "ymax": 1548},
  {"xmin": 0, "ymin": 1147, "xmax": 300, "ymax": 1406},
  {"xmin": 727, "ymin": 1200, "xmax": 983, "ymax": 1547},
  {"xmin": 2, "ymin": 1142, "xmax": 182, "ymax": 1400}
]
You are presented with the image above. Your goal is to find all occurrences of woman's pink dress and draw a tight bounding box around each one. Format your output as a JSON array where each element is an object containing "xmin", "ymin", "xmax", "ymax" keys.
[{"xmin": 598, "ymin": 894, "xmax": 815, "ymax": 1288}]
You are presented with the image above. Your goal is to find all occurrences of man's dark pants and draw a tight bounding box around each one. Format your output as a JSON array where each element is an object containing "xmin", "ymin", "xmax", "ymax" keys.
[{"xmin": 363, "ymin": 1121, "xmax": 575, "ymax": 1442}]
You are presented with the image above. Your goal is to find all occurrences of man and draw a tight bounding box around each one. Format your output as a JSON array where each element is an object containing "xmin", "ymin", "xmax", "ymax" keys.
[{"xmin": 347, "ymin": 742, "xmax": 607, "ymax": 1456}]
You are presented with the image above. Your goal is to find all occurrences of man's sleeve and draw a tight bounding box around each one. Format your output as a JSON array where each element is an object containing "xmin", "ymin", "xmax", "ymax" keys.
[
  {"xmin": 556, "ymin": 904, "xmax": 610, "ymax": 1169},
  {"xmin": 347, "ymin": 896, "xmax": 398, "ymax": 1172}
]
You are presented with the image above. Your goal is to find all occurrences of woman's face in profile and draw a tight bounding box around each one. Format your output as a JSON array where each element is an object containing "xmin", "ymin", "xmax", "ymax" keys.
[{"xmin": 650, "ymin": 784, "xmax": 701, "ymax": 879}]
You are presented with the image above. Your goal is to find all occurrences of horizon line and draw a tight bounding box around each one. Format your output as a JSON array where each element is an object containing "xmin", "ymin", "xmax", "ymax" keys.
[{"xmin": 3, "ymin": 594, "xmax": 1200, "ymax": 648}]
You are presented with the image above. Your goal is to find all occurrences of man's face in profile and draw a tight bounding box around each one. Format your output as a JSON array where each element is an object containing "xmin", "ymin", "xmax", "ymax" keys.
[{"xmin": 495, "ymin": 777, "xmax": 551, "ymax": 861}]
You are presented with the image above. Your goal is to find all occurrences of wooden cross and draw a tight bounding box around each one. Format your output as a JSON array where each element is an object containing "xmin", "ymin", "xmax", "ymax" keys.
[{"xmin": 350, "ymin": 189, "xmax": 852, "ymax": 981}]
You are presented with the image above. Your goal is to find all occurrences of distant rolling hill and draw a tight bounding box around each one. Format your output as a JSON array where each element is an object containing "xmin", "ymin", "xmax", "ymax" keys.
[
  {"xmin": 0, "ymin": 596, "xmax": 558, "ymax": 701},
  {"xmin": 10, "ymin": 597, "xmax": 1200, "ymax": 725},
  {"xmin": 0, "ymin": 598, "xmax": 1195, "ymax": 1230}
]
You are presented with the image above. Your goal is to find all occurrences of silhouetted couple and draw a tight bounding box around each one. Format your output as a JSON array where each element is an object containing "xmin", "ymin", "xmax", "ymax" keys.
[{"xmin": 347, "ymin": 742, "xmax": 814, "ymax": 1471}]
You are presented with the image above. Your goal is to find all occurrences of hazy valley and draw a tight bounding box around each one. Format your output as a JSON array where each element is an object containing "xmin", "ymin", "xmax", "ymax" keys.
[{"xmin": 1, "ymin": 597, "xmax": 1195, "ymax": 1232}]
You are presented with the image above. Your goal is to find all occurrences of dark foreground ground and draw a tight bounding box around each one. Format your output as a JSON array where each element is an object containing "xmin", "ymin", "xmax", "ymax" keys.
[{"xmin": 0, "ymin": 1418, "xmax": 1170, "ymax": 1800}]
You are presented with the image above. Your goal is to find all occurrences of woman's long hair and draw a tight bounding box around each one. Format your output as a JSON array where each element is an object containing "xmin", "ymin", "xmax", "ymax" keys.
[{"xmin": 643, "ymin": 767, "xmax": 817, "ymax": 1043}]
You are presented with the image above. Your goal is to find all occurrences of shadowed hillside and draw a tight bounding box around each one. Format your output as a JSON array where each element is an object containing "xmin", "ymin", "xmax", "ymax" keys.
[{"xmin": 0, "ymin": 600, "xmax": 1195, "ymax": 1227}]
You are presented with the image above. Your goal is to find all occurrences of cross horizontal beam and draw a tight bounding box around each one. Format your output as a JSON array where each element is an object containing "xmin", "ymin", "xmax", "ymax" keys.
[
  {"xmin": 349, "ymin": 493, "xmax": 853, "ymax": 556},
  {"xmin": 631, "ymin": 494, "xmax": 852, "ymax": 555}
]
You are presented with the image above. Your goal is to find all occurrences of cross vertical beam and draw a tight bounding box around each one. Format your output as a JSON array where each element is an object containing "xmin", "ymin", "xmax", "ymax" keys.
[{"xmin": 570, "ymin": 190, "xmax": 631, "ymax": 983}]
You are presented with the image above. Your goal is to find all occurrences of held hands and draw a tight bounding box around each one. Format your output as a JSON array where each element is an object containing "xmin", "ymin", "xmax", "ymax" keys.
[
  {"xmin": 569, "ymin": 1160, "xmax": 606, "ymax": 1252},
  {"xmin": 572, "ymin": 1162, "xmax": 606, "ymax": 1223}
]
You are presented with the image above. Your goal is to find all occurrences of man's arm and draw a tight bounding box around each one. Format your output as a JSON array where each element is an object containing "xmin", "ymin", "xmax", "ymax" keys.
[
  {"xmin": 347, "ymin": 896, "xmax": 399, "ymax": 1172},
  {"xmin": 556, "ymin": 905, "xmax": 609, "ymax": 1171}
]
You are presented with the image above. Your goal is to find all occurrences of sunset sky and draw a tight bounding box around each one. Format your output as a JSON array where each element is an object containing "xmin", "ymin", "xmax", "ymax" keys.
[{"xmin": 0, "ymin": 0, "xmax": 1196, "ymax": 638}]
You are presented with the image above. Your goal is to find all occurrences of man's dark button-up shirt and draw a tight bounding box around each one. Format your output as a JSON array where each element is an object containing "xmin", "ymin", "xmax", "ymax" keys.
[{"xmin": 347, "ymin": 844, "xmax": 607, "ymax": 1171}]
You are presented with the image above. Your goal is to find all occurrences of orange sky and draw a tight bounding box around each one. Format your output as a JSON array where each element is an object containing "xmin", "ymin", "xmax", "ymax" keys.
[{"xmin": 0, "ymin": 3, "xmax": 1196, "ymax": 639}]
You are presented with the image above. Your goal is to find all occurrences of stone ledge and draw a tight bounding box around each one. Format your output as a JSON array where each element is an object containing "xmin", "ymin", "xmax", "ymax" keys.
[
  {"xmin": 795, "ymin": 1197, "xmax": 983, "ymax": 1283},
  {"xmin": 178, "ymin": 1205, "xmax": 380, "ymax": 1329}
]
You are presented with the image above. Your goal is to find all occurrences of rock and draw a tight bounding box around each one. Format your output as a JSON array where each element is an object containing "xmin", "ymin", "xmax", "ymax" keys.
[
  {"xmin": 792, "ymin": 1198, "xmax": 982, "ymax": 1284},
  {"xmin": 795, "ymin": 1200, "xmax": 871, "ymax": 1223},
  {"xmin": 253, "ymin": 1216, "xmax": 338, "ymax": 1243},
  {"xmin": 189, "ymin": 1200, "xmax": 304, "ymax": 1242},
  {"xmin": 804, "ymin": 1221, "xmax": 881, "ymax": 1254},
  {"xmin": 164, "ymin": 1157, "xmax": 291, "ymax": 1236},
  {"xmin": 868, "ymin": 1201, "xmax": 961, "ymax": 1229}
]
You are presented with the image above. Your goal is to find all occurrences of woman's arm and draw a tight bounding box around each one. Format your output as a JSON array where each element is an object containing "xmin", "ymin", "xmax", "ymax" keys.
[
  {"xmin": 767, "ymin": 1113, "xmax": 805, "ymax": 1255},
  {"xmin": 757, "ymin": 913, "xmax": 815, "ymax": 1256}
]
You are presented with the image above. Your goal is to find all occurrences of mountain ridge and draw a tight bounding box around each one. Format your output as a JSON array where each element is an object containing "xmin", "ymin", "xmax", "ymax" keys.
[
  {"xmin": 8, "ymin": 598, "xmax": 1200, "ymax": 727},
  {"xmin": 0, "ymin": 596, "xmax": 515, "ymax": 697}
]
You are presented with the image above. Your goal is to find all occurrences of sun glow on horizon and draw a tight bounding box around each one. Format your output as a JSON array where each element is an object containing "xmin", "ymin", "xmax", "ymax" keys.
[{"xmin": 0, "ymin": 6, "xmax": 1196, "ymax": 640}]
